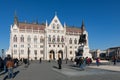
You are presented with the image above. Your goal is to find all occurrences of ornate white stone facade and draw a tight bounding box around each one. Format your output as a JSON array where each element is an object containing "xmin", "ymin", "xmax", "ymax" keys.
[{"xmin": 7, "ymin": 14, "xmax": 91, "ymax": 60}]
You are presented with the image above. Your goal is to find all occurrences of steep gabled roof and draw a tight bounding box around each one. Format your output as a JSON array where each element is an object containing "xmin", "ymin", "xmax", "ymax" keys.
[
  {"xmin": 19, "ymin": 22, "xmax": 45, "ymax": 30},
  {"xmin": 66, "ymin": 27, "xmax": 82, "ymax": 33}
]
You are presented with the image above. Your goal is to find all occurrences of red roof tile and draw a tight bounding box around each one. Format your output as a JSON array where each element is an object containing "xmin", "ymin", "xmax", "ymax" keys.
[
  {"xmin": 18, "ymin": 22, "xmax": 81, "ymax": 33},
  {"xmin": 19, "ymin": 22, "xmax": 45, "ymax": 30},
  {"xmin": 66, "ymin": 27, "xmax": 81, "ymax": 33}
]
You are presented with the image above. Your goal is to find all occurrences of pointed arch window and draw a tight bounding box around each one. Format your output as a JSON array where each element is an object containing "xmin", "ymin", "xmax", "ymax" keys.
[
  {"xmin": 48, "ymin": 35, "xmax": 51, "ymax": 42},
  {"xmin": 57, "ymin": 35, "xmax": 60, "ymax": 42},
  {"xmin": 27, "ymin": 35, "xmax": 31, "ymax": 43},
  {"xmin": 61, "ymin": 36, "xmax": 64, "ymax": 42},
  {"xmin": 74, "ymin": 38, "xmax": 77, "ymax": 44},
  {"xmin": 69, "ymin": 38, "xmax": 72, "ymax": 44},
  {"xmin": 57, "ymin": 24, "xmax": 59, "ymax": 29},
  {"xmin": 34, "ymin": 36, "xmax": 37, "ymax": 43},
  {"xmin": 13, "ymin": 35, "xmax": 17, "ymax": 42},
  {"xmin": 40, "ymin": 36, "xmax": 44, "ymax": 43},
  {"xmin": 53, "ymin": 24, "xmax": 55, "ymax": 29},
  {"xmin": 20, "ymin": 35, "xmax": 24, "ymax": 42},
  {"xmin": 52, "ymin": 35, "xmax": 55, "ymax": 42}
]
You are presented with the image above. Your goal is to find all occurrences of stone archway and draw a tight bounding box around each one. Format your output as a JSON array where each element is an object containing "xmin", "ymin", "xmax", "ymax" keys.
[
  {"xmin": 49, "ymin": 50, "xmax": 55, "ymax": 60},
  {"xmin": 58, "ymin": 50, "xmax": 63, "ymax": 59}
]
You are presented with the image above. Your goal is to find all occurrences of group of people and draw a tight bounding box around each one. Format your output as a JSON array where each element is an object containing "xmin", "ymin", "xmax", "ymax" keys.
[
  {"xmin": 74, "ymin": 57, "xmax": 92, "ymax": 70},
  {"xmin": 0, "ymin": 55, "xmax": 15, "ymax": 79}
]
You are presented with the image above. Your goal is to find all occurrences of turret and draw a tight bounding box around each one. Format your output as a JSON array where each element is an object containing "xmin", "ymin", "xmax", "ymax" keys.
[
  {"xmin": 45, "ymin": 20, "xmax": 48, "ymax": 27},
  {"xmin": 81, "ymin": 20, "xmax": 85, "ymax": 33},
  {"xmin": 14, "ymin": 11, "xmax": 19, "ymax": 26}
]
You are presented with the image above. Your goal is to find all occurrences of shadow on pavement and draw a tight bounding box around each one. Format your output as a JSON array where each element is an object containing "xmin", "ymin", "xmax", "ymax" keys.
[
  {"xmin": 13, "ymin": 70, "xmax": 20, "ymax": 78},
  {"xmin": 53, "ymin": 66, "xmax": 59, "ymax": 69},
  {"xmin": 3, "ymin": 70, "xmax": 20, "ymax": 80},
  {"xmin": 0, "ymin": 71, "xmax": 7, "ymax": 76}
]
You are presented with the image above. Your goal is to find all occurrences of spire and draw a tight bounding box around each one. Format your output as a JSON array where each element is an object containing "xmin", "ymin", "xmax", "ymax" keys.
[
  {"xmin": 55, "ymin": 11, "xmax": 57, "ymax": 16},
  {"xmin": 81, "ymin": 20, "xmax": 85, "ymax": 32},
  {"xmin": 64, "ymin": 22, "xmax": 66, "ymax": 27},
  {"xmin": 14, "ymin": 11, "xmax": 19, "ymax": 26},
  {"xmin": 46, "ymin": 20, "xmax": 48, "ymax": 27}
]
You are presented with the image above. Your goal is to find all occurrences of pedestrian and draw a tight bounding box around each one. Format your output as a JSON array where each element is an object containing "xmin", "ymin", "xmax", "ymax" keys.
[
  {"xmin": 96, "ymin": 57, "xmax": 100, "ymax": 66},
  {"xmin": 0, "ymin": 57, "xmax": 4, "ymax": 71},
  {"xmin": 4, "ymin": 55, "xmax": 10, "ymax": 72},
  {"xmin": 86, "ymin": 57, "xmax": 89, "ymax": 65},
  {"xmin": 23, "ymin": 58, "xmax": 28, "ymax": 68},
  {"xmin": 6, "ymin": 57, "xmax": 14, "ymax": 79},
  {"xmin": 113, "ymin": 56, "xmax": 117, "ymax": 65},
  {"xmin": 58, "ymin": 58, "xmax": 62, "ymax": 69},
  {"xmin": 39, "ymin": 58, "xmax": 42, "ymax": 63},
  {"xmin": 79, "ymin": 57, "xmax": 84, "ymax": 70}
]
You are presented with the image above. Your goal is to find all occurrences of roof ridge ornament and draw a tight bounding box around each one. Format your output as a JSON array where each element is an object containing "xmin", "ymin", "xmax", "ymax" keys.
[
  {"xmin": 14, "ymin": 11, "xmax": 19, "ymax": 26},
  {"xmin": 55, "ymin": 11, "xmax": 57, "ymax": 16}
]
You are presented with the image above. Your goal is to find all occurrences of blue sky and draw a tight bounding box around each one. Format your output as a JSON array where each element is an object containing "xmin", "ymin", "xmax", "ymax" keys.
[{"xmin": 0, "ymin": 0, "xmax": 120, "ymax": 55}]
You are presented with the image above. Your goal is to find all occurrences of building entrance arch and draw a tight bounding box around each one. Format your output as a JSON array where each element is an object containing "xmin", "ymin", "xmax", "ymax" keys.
[
  {"xmin": 58, "ymin": 50, "xmax": 63, "ymax": 59},
  {"xmin": 49, "ymin": 50, "xmax": 55, "ymax": 60}
]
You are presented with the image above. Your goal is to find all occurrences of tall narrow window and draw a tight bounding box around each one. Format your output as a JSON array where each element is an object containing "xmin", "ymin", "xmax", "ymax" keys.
[
  {"xmin": 40, "ymin": 36, "xmax": 44, "ymax": 43},
  {"xmin": 34, "ymin": 36, "xmax": 37, "ymax": 43},
  {"xmin": 57, "ymin": 35, "xmax": 60, "ymax": 42},
  {"xmin": 20, "ymin": 35, "xmax": 24, "ymax": 42},
  {"xmin": 49, "ymin": 35, "xmax": 51, "ymax": 42},
  {"xmin": 53, "ymin": 24, "xmax": 55, "ymax": 29},
  {"xmin": 52, "ymin": 35, "xmax": 55, "ymax": 42},
  {"xmin": 69, "ymin": 38, "xmax": 72, "ymax": 44},
  {"xmin": 74, "ymin": 38, "xmax": 77, "ymax": 44},
  {"xmin": 27, "ymin": 35, "xmax": 31, "ymax": 43},
  {"xmin": 57, "ymin": 24, "xmax": 59, "ymax": 29},
  {"xmin": 61, "ymin": 36, "xmax": 64, "ymax": 42},
  {"xmin": 13, "ymin": 35, "xmax": 17, "ymax": 42}
]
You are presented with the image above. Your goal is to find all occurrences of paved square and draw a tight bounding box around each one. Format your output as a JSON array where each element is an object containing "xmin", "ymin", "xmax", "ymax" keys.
[{"xmin": 0, "ymin": 61, "xmax": 120, "ymax": 80}]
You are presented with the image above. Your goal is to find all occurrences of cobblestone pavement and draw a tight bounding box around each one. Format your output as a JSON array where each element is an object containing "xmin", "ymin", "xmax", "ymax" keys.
[{"xmin": 0, "ymin": 61, "xmax": 120, "ymax": 80}]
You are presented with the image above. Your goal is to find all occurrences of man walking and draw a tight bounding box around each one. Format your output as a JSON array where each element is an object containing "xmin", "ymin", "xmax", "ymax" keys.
[{"xmin": 58, "ymin": 58, "xmax": 62, "ymax": 69}]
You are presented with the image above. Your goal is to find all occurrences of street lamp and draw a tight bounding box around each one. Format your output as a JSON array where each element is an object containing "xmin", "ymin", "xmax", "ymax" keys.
[
  {"xmin": 19, "ymin": 49, "xmax": 20, "ymax": 60},
  {"xmin": 65, "ymin": 46, "xmax": 68, "ymax": 64},
  {"xmin": 11, "ymin": 49, "xmax": 13, "ymax": 58},
  {"xmin": 2, "ymin": 49, "xmax": 4, "ymax": 59},
  {"xmin": 28, "ymin": 44, "xmax": 30, "ymax": 65}
]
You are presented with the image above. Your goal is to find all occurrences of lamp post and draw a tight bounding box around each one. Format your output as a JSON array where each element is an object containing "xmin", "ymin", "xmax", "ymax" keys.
[
  {"xmin": 65, "ymin": 46, "xmax": 68, "ymax": 64},
  {"xmin": 2, "ymin": 49, "xmax": 4, "ymax": 59},
  {"xmin": 11, "ymin": 49, "xmax": 13, "ymax": 58},
  {"xmin": 28, "ymin": 44, "xmax": 30, "ymax": 65},
  {"xmin": 19, "ymin": 49, "xmax": 20, "ymax": 60}
]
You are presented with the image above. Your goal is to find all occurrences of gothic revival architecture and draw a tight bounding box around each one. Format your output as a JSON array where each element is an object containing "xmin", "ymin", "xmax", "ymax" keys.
[{"xmin": 7, "ymin": 14, "xmax": 90, "ymax": 60}]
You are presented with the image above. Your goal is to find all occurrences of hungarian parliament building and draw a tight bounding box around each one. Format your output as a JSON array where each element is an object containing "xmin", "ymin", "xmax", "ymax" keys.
[{"xmin": 7, "ymin": 14, "xmax": 91, "ymax": 60}]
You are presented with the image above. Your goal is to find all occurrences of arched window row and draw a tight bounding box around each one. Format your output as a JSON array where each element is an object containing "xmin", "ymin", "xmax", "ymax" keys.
[
  {"xmin": 48, "ymin": 35, "xmax": 64, "ymax": 43},
  {"xmin": 13, "ymin": 35, "xmax": 78, "ymax": 44},
  {"xmin": 69, "ymin": 38, "xmax": 78, "ymax": 44},
  {"xmin": 13, "ymin": 35, "xmax": 44, "ymax": 43}
]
